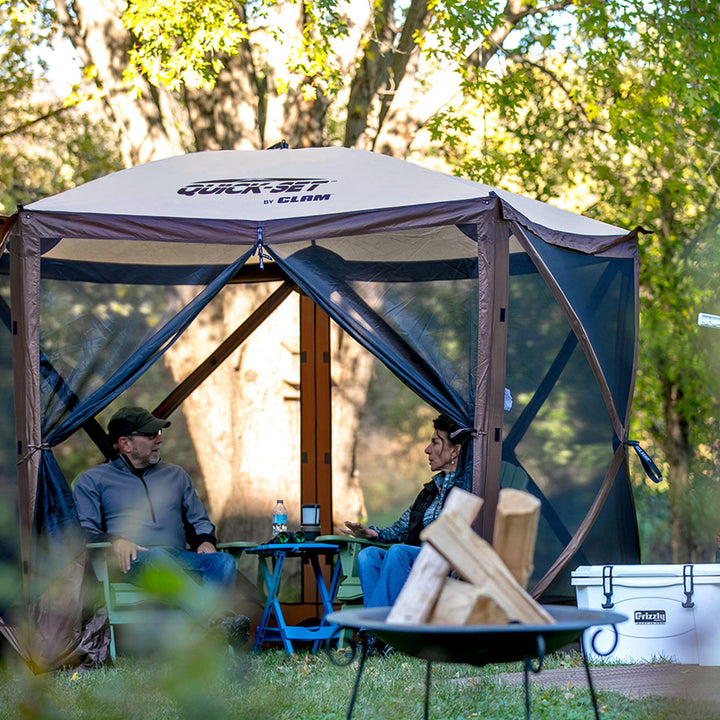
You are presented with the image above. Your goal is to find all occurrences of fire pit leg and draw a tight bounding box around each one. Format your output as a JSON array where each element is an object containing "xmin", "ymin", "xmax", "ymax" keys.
[
  {"xmin": 522, "ymin": 634, "xmax": 546, "ymax": 719},
  {"xmin": 580, "ymin": 633, "xmax": 602, "ymax": 720},
  {"xmin": 580, "ymin": 621, "xmax": 620, "ymax": 720},
  {"xmin": 423, "ymin": 661, "xmax": 432, "ymax": 720},
  {"xmin": 336, "ymin": 636, "xmax": 433, "ymax": 720},
  {"xmin": 344, "ymin": 633, "xmax": 370, "ymax": 720}
]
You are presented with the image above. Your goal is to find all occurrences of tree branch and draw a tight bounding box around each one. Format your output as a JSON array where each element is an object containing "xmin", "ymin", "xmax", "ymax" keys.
[
  {"xmin": 343, "ymin": 0, "xmax": 397, "ymax": 147},
  {"xmin": 0, "ymin": 105, "xmax": 72, "ymax": 139},
  {"xmin": 470, "ymin": 0, "xmax": 574, "ymax": 70},
  {"xmin": 374, "ymin": 0, "xmax": 430, "ymax": 133},
  {"xmin": 503, "ymin": 51, "xmax": 605, "ymax": 131}
]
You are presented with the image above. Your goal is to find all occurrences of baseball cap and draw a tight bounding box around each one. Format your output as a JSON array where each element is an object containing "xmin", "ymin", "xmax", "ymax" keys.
[{"xmin": 107, "ymin": 406, "xmax": 171, "ymax": 443}]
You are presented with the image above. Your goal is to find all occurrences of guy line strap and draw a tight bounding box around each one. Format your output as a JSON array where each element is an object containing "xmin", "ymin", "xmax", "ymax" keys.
[
  {"xmin": 625, "ymin": 440, "xmax": 663, "ymax": 483},
  {"xmin": 16, "ymin": 442, "xmax": 51, "ymax": 466},
  {"xmin": 449, "ymin": 426, "xmax": 479, "ymax": 441}
]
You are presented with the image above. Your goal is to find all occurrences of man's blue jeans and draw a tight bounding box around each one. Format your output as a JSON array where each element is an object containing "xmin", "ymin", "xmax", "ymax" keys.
[
  {"xmin": 126, "ymin": 547, "xmax": 237, "ymax": 619},
  {"xmin": 356, "ymin": 544, "xmax": 421, "ymax": 608}
]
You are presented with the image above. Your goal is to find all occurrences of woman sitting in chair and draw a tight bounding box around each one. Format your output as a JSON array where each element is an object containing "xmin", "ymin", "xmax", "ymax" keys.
[{"xmin": 342, "ymin": 413, "xmax": 471, "ymax": 608}]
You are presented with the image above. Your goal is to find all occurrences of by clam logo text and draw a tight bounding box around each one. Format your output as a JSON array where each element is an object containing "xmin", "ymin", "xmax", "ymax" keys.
[{"xmin": 177, "ymin": 177, "xmax": 336, "ymax": 205}]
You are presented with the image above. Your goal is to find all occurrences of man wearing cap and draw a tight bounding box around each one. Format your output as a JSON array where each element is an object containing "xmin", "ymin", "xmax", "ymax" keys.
[{"xmin": 73, "ymin": 406, "xmax": 249, "ymax": 649}]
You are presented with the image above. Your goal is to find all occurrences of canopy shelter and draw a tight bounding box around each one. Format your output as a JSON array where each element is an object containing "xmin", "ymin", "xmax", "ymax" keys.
[{"xmin": 1, "ymin": 147, "xmax": 643, "ymax": 642}]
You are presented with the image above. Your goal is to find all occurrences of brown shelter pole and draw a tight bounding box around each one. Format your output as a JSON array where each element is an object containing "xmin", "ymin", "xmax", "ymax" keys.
[
  {"xmin": 299, "ymin": 296, "xmax": 333, "ymax": 613},
  {"xmin": 299, "ymin": 295, "xmax": 332, "ymax": 526},
  {"xmin": 153, "ymin": 280, "xmax": 296, "ymax": 418},
  {"xmin": 472, "ymin": 203, "xmax": 509, "ymax": 541},
  {"xmin": 8, "ymin": 216, "xmax": 42, "ymax": 597}
]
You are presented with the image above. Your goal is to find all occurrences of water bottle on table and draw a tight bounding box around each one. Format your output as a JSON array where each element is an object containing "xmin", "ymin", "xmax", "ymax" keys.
[{"xmin": 272, "ymin": 499, "xmax": 288, "ymax": 540}]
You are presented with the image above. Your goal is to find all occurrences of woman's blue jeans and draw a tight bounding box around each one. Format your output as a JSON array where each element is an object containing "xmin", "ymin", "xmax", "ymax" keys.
[{"xmin": 356, "ymin": 544, "xmax": 421, "ymax": 608}]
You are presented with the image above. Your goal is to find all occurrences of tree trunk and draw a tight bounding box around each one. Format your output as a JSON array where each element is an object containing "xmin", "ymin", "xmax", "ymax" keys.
[
  {"xmin": 162, "ymin": 285, "xmax": 371, "ymax": 540},
  {"xmin": 183, "ymin": 48, "xmax": 265, "ymax": 151},
  {"xmin": 163, "ymin": 284, "xmax": 303, "ymax": 541},
  {"xmin": 662, "ymin": 379, "xmax": 698, "ymax": 562}
]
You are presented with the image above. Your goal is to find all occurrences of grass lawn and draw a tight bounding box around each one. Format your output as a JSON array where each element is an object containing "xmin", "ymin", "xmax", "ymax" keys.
[{"xmin": 0, "ymin": 639, "xmax": 718, "ymax": 720}]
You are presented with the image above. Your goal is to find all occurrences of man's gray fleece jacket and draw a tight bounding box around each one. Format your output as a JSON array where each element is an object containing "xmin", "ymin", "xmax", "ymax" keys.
[{"xmin": 73, "ymin": 457, "xmax": 216, "ymax": 550}]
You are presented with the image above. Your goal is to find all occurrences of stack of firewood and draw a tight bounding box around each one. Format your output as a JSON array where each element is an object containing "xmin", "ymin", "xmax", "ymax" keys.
[{"xmin": 386, "ymin": 486, "xmax": 555, "ymax": 626}]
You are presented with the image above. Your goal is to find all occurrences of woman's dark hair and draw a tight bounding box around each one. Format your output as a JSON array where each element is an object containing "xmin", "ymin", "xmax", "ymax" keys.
[{"xmin": 432, "ymin": 414, "xmax": 471, "ymax": 445}]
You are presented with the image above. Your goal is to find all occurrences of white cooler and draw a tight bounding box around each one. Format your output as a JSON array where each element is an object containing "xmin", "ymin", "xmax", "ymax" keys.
[{"xmin": 571, "ymin": 564, "xmax": 720, "ymax": 665}]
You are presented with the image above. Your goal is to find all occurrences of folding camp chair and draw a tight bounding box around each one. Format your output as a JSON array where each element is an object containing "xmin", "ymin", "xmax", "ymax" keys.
[
  {"xmin": 86, "ymin": 542, "xmax": 192, "ymax": 661},
  {"xmin": 87, "ymin": 541, "xmax": 257, "ymax": 660}
]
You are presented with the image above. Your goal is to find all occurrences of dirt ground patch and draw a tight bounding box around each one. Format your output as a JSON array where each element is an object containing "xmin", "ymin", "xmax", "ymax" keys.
[{"xmin": 497, "ymin": 663, "xmax": 720, "ymax": 706}]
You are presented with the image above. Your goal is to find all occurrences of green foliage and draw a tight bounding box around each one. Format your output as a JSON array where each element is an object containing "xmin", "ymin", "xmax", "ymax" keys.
[
  {"xmin": 424, "ymin": 0, "xmax": 504, "ymax": 59},
  {"xmin": 0, "ymin": 1, "xmax": 54, "ymax": 88},
  {"xmin": 281, "ymin": 0, "xmax": 350, "ymax": 98},
  {"xmin": 121, "ymin": 0, "xmax": 350, "ymax": 98},
  {"xmin": 0, "ymin": 2, "xmax": 122, "ymax": 213},
  {"xmin": 632, "ymin": 475, "xmax": 673, "ymax": 563},
  {"xmin": 123, "ymin": 0, "xmax": 250, "ymax": 93}
]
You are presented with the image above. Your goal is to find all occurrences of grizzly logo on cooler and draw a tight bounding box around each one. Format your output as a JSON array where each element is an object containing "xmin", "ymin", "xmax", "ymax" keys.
[{"xmin": 634, "ymin": 610, "xmax": 666, "ymax": 624}]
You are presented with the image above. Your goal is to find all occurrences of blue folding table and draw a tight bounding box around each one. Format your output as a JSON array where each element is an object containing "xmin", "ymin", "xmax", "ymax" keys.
[{"xmin": 247, "ymin": 541, "xmax": 341, "ymax": 655}]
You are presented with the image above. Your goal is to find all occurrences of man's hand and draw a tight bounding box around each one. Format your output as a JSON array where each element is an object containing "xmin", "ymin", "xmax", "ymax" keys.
[
  {"xmin": 112, "ymin": 538, "xmax": 148, "ymax": 573},
  {"xmin": 196, "ymin": 541, "xmax": 216, "ymax": 554},
  {"xmin": 341, "ymin": 521, "xmax": 379, "ymax": 540}
]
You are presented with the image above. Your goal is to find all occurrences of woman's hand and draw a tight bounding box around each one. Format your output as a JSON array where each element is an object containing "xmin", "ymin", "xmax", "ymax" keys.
[{"xmin": 341, "ymin": 521, "xmax": 379, "ymax": 540}]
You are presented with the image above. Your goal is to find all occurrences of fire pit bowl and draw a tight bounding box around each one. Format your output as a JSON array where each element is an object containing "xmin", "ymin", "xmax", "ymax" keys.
[{"xmin": 327, "ymin": 605, "xmax": 626, "ymax": 666}]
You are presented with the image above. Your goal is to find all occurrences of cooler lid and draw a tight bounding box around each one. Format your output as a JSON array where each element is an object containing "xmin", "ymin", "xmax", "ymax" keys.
[{"xmin": 571, "ymin": 563, "xmax": 720, "ymax": 579}]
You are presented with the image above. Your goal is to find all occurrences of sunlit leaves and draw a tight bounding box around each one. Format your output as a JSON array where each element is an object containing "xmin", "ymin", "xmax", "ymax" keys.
[
  {"xmin": 425, "ymin": 0, "xmax": 501, "ymax": 61},
  {"xmin": 426, "ymin": 108, "xmax": 474, "ymax": 151},
  {"xmin": 0, "ymin": 0, "xmax": 54, "ymax": 100},
  {"xmin": 122, "ymin": 0, "xmax": 250, "ymax": 91},
  {"xmin": 120, "ymin": 0, "xmax": 350, "ymax": 97},
  {"xmin": 273, "ymin": 0, "xmax": 349, "ymax": 98}
]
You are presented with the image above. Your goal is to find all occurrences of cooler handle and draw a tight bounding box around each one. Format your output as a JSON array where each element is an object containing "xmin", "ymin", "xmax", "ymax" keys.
[
  {"xmin": 601, "ymin": 565, "xmax": 614, "ymax": 608},
  {"xmin": 682, "ymin": 564, "xmax": 695, "ymax": 608}
]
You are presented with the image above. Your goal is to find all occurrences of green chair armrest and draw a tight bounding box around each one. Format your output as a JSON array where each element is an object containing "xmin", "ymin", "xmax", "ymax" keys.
[
  {"xmin": 84, "ymin": 541, "xmax": 212, "ymax": 661},
  {"xmin": 86, "ymin": 542, "xmax": 113, "ymax": 582}
]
